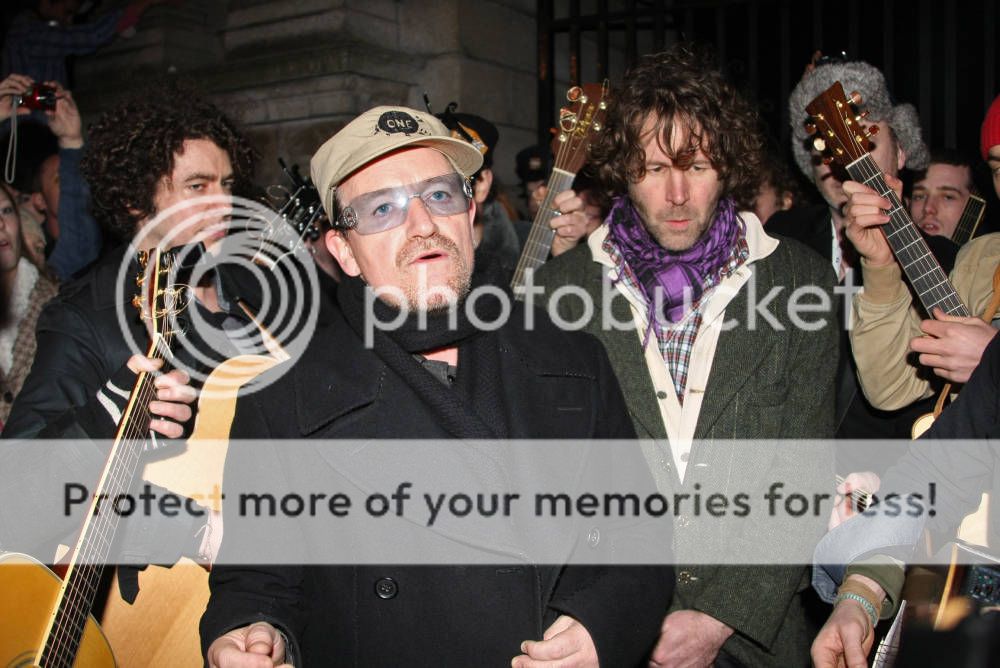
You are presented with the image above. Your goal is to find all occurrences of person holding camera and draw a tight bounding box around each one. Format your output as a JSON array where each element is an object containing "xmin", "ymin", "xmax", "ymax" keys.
[
  {"xmin": 1, "ymin": 72, "xmax": 102, "ymax": 279},
  {"xmin": 3, "ymin": 0, "xmax": 177, "ymax": 88}
]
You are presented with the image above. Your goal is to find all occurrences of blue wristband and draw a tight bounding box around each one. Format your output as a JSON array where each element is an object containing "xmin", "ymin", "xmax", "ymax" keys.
[{"xmin": 836, "ymin": 591, "xmax": 878, "ymax": 629}]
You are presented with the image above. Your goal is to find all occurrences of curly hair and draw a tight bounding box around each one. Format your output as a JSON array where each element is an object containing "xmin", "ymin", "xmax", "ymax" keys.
[
  {"xmin": 81, "ymin": 80, "xmax": 256, "ymax": 240},
  {"xmin": 591, "ymin": 45, "xmax": 764, "ymax": 208}
]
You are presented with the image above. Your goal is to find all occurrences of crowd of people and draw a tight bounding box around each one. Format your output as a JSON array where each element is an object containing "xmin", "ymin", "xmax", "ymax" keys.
[{"xmin": 2, "ymin": 3, "xmax": 1000, "ymax": 666}]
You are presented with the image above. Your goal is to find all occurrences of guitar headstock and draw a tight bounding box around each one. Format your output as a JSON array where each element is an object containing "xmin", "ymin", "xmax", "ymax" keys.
[
  {"xmin": 133, "ymin": 247, "xmax": 193, "ymax": 347},
  {"xmin": 804, "ymin": 81, "xmax": 880, "ymax": 169},
  {"xmin": 551, "ymin": 81, "xmax": 610, "ymax": 174},
  {"xmin": 271, "ymin": 158, "xmax": 326, "ymax": 242}
]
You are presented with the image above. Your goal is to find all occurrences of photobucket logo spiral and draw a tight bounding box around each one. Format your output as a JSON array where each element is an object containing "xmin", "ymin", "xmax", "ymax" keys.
[{"xmin": 114, "ymin": 194, "xmax": 320, "ymax": 399}]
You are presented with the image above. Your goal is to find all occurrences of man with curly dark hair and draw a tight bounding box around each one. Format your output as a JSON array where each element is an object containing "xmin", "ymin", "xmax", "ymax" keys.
[
  {"xmin": 6, "ymin": 81, "xmax": 257, "ymax": 442},
  {"xmin": 80, "ymin": 84, "xmax": 255, "ymax": 243},
  {"xmin": 535, "ymin": 44, "xmax": 838, "ymax": 666},
  {"xmin": 0, "ymin": 83, "xmax": 281, "ymax": 642}
]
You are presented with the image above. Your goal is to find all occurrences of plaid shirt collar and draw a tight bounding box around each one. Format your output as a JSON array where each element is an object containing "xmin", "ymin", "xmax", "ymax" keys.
[{"xmin": 601, "ymin": 219, "xmax": 750, "ymax": 401}]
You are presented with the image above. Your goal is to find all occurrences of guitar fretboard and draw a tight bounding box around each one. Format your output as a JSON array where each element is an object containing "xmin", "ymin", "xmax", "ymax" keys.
[
  {"xmin": 511, "ymin": 168, "xmax": 577, "ymax": 298},
  {"xmin": 38, "ymin": 345, "xmax": 168, "ymax": 667},
  {"xmin": 951, "ymin": 193, "xmax": 986, "ymax": 247},
  {"xmin": 38, "ymin": 258, "xmax": 178, "ymax": 667},
  {"xmin": 847, "ymin": 155, "xmax": 970, "ymax": 318}
]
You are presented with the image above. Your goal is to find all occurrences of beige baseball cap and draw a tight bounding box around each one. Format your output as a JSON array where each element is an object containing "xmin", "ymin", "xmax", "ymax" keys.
[{"xmin": 310, "ymin": 106, "xmax": 484, "ymax": 219}]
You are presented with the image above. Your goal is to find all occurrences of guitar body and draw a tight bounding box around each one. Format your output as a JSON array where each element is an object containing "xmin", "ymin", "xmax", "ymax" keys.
[
  {"xmin": 0, "ymin": 553, "xmax": 115, "ymax": 668},
  {"xmin": 910, "ymin": 412, "xmax": 936, "ymax": 439},
  {"xmin": 96, "ymin": 354, "xmax": 278, "ymax": 667},
  {"xmin": 99, "ymin": 563, "xmax": 208, "ymax": 668}
]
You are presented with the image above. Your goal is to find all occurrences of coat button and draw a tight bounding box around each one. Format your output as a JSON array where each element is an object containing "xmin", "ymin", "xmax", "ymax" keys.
[
  {"xmin": 587, "ymin": 527, "xmax": 601, "ymax": 548},
  {"xmin": 374, "ymin": 577, "xmax": 398, "ymax": 599},
  {"xmin": 2, "ymin": 391, "xmax": 12, "ymax": 403},
  {"xmin": 656, "ymin": 391, "xmax": 667, "ymax": 399},
  {"xmin": 678, "ymin": 570, "xmax": 698, "ymax": 585}
]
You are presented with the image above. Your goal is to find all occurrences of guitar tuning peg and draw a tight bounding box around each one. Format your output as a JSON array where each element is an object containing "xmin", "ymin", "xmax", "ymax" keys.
[
  {"xmin": 822, "ymin": 156, "xmax": 834, "ymax": 165},
  {"xmin": 866, "ymin": 124, "xmax": 880, "ymax": 136},
  {"xmin": 135, "ymin": 274, "xmax": 145, "ymax": 287},
  {"xmin": 813, "ymin": 137, "xmax": 826, "ymax": 152},
  {"xmin": 856, "ymin": 110, "xmax": 870, "ymax": 121},
  {"xmin": 849, "ymin": 90, "xmax": 863, "ymax": 105},
  {"xmin": 592, "ymin": 122, "xmax": 602, "ymax": 131},
  {"xmin": 804, "ymin": 122, "xmax": 816, "ymax": 135},
  {"xmin": 132, "ymin": 294, "xmax": 143, "ymax": 311}
]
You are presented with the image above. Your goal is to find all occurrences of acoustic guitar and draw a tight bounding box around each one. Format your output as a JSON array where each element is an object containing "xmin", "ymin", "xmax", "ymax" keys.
[
  {"xmin": 805, "ymin": 83, "xmax": 976, "ymax": 439},
  {"xmin": 511, "ymin": 81, "xmax": 609, "ymax": 298},
  {"xmin": 807, "ymin": 84, "xmax": 995, "ymax": 664},
  {"xmin": 806, "ymin": 82, "xmax": 972, "ymax": 322},
  {"xmin": 951, "ymin": 192, "xmax": 987, "ymax": 247},
  {"xmin": 0, "ymin": 247, "xmax": 190, "ymax": 667},
  {"xmin": 95, "ymin": 171, "xmax": 310, "ymax": 666}
]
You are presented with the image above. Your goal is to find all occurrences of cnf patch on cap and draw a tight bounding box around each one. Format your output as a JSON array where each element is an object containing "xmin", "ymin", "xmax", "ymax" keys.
[{"xmin": 375, "ymin": 110, "xmax": 428, "ymax": 136}]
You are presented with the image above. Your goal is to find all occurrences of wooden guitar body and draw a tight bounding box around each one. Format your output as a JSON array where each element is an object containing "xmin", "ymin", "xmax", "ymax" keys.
[
  {"xmin": 97, "ymin": 353, "xmax": 278, "ymax": 667},
  {"xmin": 0, "ymin": 553, "xmax": 115, "ymax": 668}
]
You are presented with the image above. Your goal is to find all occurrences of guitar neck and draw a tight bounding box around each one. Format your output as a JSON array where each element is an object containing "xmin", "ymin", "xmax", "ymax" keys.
[
  {"xmin": 846, "ymin": 155, "xmax": 970, "ymax": 318},
  {"xmin": 510, "ymin": 168, "xmax": 577, "ymax": 297},
  {"xmin": 951, "ymin": 193, "xmax": 987, "ymax": 246},
  {"xmin": 37, "ymin": 340, "xmax": 170, "ymax": 666}
]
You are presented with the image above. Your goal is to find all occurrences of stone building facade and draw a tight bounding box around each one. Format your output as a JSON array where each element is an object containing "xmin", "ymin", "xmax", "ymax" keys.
[{"xmin": 73, "ymin": 0, "xmax": 538, "ymax": 191}]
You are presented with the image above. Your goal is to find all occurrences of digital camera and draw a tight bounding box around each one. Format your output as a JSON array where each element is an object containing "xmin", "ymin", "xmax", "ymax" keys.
[{"xmin": 18, "ymin": 84, "xmax": 57, "ymax": 112}]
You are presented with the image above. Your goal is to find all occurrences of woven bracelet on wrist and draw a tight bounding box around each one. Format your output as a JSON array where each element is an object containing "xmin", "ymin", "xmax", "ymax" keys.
[{"xmin": 836, "ymin": 592, "xmax": 878, "ymax": 629}]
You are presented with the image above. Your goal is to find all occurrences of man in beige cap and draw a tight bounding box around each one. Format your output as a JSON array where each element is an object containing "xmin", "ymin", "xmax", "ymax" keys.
[{"xmin": 200, "ymin": 106, "xmax": 671, "ymax": 667}]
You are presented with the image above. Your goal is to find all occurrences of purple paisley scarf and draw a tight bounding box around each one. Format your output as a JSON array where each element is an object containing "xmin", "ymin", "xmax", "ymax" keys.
[{"xmin": 607, "ymin": 195, "xmax": 743, "ymax": 324}]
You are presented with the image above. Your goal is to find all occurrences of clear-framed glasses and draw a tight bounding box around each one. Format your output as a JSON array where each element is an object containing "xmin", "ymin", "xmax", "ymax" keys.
[{"xmin": 337, "ymin": 172, "xmax": 474, "ymax": 235}]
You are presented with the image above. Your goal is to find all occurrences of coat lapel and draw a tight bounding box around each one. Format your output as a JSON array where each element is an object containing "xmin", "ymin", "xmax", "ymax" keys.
[
  {"xmin": 601, "ymin": 291, "xmax": 665, "ymax": 440},
  {"xmin": 293, "ymin": 316, "xmax": 384, "ymax": 435},
  {"xmin": 695, "ymin": 274, "xmax": 776, "ymax": 438}
]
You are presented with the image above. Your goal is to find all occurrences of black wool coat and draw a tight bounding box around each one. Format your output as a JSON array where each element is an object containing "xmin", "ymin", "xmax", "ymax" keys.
[{"xmin": 201, "ymin": 303, "xmax": 674, "ymax": 666}]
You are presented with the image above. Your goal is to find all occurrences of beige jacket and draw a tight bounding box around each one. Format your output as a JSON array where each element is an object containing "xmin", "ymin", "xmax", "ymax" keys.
[{"xmin": 850, "ymin": 233, "xmax": 1000, "ymax": 410}]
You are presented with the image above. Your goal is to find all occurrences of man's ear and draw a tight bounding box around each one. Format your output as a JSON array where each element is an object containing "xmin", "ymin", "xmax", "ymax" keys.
[
  {"xmin": 326, "ymin": 229, "xmax": 361, "ymax": 276},
  {"xmin": 780, "ymin": 191, "xmax": 794, "ymax": 211},
  {"xmin": 896, "ymin": 140, "xmax": 907, "ymax": 172},
  {"xmin": 473, "ymin": 168, "xmax": 493, "ymax": 205}
]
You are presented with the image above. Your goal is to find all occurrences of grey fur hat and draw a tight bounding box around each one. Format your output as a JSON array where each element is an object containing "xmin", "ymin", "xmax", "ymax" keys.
[{"xmin": 788, "ymin": 60, "xmax": 928, "ymax": 178}]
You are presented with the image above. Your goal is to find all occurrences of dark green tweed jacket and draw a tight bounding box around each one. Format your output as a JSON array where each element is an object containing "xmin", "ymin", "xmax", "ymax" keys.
[{"xmin": 534, "ymin": 232, "xmax": 839, "ymax": 667}]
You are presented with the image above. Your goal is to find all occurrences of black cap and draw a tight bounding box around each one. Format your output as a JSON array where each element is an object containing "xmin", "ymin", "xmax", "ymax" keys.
[
  {"xmin": 435, "ymin": 106, "xmax": 499, "ymax": 170},
  {"xmin": 516, "ymin": 144, "xmax": 551, "ymax": 183}
]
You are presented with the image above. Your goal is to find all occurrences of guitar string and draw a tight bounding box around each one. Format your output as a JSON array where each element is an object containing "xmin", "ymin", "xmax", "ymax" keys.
[
  {"xmin": 813, "ymin": 98, "xmax": 964, "ymax": 313},
  {"xmin": 48, "ymin": 335, "xmax": 171, "ymax": 663},
  {"xmin": 515, "ymin": 88, "xmax": 601, "ymax": 282},
  {"xmin": 47, "ymin": 353, "xmax": 165, "ymax": 663},
  {"xmin": 953, "ymin": 196, "xmax": 985, "ymax": 245},
  {"xmin": 512, "ymin": 92, "xmax": 605, "ymax": 290},
  {"xmin": 46, "ymin": 262, "xmax": 177, "ymax": 664},
  {"xmin": 848, "ymin": 156, "xmax": 968, "ymax": 317},
  {"xmin": 834, "ymin": 474, "xmax": 873, "ymax": 508},
  {"xmin": 521, "ymin": 131, "xmax": 577, "ymax": 261}
]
